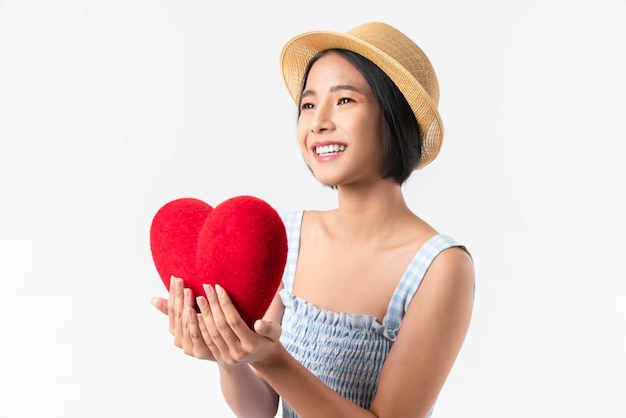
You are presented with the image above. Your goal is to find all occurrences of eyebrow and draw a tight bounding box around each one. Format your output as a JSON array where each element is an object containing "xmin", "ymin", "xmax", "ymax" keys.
[{"xmin": 301, "ymin": 84, "xmax": 365, "ymax": 99}]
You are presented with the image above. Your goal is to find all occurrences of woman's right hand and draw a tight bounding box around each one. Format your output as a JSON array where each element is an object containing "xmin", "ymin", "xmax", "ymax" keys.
[{"xmin": 151, "ymin": 276, "xmax": 216, "ymax": 361}]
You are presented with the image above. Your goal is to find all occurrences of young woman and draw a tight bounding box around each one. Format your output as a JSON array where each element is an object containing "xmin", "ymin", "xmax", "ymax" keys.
[{"xmin": 152, "ymin": 22, "xmax": 475, "ymax": 418}]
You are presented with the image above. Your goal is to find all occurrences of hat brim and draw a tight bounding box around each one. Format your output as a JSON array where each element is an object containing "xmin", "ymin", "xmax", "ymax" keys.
[{"xmin": 280, "ymin": 30, "xmax": 443, "ymax": 169}]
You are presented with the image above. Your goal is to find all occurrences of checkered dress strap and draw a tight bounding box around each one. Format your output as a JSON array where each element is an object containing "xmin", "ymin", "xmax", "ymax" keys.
[
  {"xmin": 382, "ymin": 234, "xmax": 466, "ymax": 337},
  {"xmin": 280, "ymin": 210, "xmax": 304, "ymax": 293}
]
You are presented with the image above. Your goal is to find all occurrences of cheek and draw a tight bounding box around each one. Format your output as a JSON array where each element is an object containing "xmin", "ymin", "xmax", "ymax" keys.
[{"xmin": 296, "ymin": 119, "xmax": 309, "ymax": 152}]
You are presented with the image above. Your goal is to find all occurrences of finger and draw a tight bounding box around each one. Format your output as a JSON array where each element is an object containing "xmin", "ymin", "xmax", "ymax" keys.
[
  {"xmin": 185, "ymin": 306, "xmax": 214, "ymax": 360},
  {"xmin": 184, "ymin": 285, "xmax": 196, "ymax": 309},
  {"xmin": 167, "ymin": 276, "xmax": 176, "ymax": 334},
  {"xmin": 181, "ymin": 288, "xmax": 194, "ymax": 354},
  {"xmin": 213, "ymin": 284, "xmax": 250, "ymax": 340},
  {"xmin": 254, "ymin": 320, "xmax": 282, "ymax": 343},
  {"xmin": 151, "ymin": 297, "xmax": 168, "ymax": 315},
  {"xmin": 196, "ymin": 297, "xmax": 222, "ymax": 359},
  {"xmin": 182, "ymin": 287, "xmax": 211, "ymax": 359},
  {"xmin": 204, "ymin": 284, "xmax": 244, "ymax": 348},
  {"xmin": 196, "ymin": 298, "xmax": 213, "ymax": 346},
  {"xmin": 196, "ymin": 294, "xmax": 230, "ymax": 359},
  {"xmin": 173, "ymin": 277, "xmax": 185, "ymax": 346}
]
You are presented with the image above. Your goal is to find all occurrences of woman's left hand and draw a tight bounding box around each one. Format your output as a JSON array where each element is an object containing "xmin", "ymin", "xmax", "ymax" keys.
[{"xmin": 196, "ymin": 283, "xmax": 282, "ymax": 368}]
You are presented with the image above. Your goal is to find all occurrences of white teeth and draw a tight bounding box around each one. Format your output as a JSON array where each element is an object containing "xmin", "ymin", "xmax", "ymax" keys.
[{"xmin": 315, "ymin": 144, "xmax": 346, "ymax": 155}]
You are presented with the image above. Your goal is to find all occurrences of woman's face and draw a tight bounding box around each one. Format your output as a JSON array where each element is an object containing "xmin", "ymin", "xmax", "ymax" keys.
[{"xmin": 297, "ymin": 52, "xmax": 384, "ymax": 188}]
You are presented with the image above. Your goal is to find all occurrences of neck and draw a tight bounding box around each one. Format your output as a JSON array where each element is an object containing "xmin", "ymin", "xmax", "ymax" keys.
[{"xmin": 332, "ymin": 179, "xmax": 414, "ymax": 245}]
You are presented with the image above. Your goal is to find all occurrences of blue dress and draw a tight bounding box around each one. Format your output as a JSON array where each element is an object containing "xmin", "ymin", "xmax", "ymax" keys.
[{"xmin": 278, "ymin": 211, "xmax": 467, "ymax": 417}]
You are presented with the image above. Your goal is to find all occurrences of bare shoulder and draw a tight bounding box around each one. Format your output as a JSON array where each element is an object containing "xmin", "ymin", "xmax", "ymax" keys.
[
  {"xmin": 301, "ymin": 209, "xmax": 336, "ymax": 220},
  {"xmin": 409, "ymin": 242, "xmax": 475, "ymax": 320},
  {"xmin": 369, "ymin": 241, "xmax": 474, "ymax": 416},
  {"xmin": 408, "ymin": 210, "xmax": 474, "ymax": 289},
  {"xmin": 426, "ymin": 244, "xmax": 475, "ymax": 290},
  {"xmin": 300, "ymin": 209, "xmax": 336, "ymax": 235},
  {"xmin": 401, "ymin": 239, "xmax": 475, "ymax": 338}
]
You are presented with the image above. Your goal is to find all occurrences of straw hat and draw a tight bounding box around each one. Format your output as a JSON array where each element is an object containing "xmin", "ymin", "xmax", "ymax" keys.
[{"xmin": 280, "ymin": 22, "xmax": 443, "ymax": 169}]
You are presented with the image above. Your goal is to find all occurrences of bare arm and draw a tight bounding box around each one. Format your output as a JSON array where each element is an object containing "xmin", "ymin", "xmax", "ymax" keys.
[
  {"xmin": 204, "ymin": 246, "xmax": 474, "ymax": 418},
  {"xmin": 369, "ymin": 247, "xmax": 474, "ymax": 417},
  {"xmin": 212, "ymin": 289, "xmax": 284, "ymax": 418},
  {"xmin": 152, "ymin": 278, "xmax": 284, "ymax": 418}
]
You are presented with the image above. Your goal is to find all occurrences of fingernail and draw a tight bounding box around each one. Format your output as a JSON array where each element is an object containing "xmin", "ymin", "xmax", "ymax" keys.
[
  {"xmin": 254, "ymin": 320, "xmax": 265, "ymax": 333},
  {"xmin": 197, "ymin": 297, "xmax": 207, "ymax": 308},
  {"xmin": 203, "ymin": 284, "xmax": 213, "ymax": 296},
  {"xmin": 215, "ymin": 284, "xmax": 224, "ymax": 296}
]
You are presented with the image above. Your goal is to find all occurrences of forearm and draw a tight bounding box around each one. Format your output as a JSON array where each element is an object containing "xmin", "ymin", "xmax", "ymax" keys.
[
  {"xmin": 252, "ymin": 345, "xmax": 378, "ymax": 418},
  {"xmin": 218, "ymin": 363, "xmax": 279, "ymax": 418}
]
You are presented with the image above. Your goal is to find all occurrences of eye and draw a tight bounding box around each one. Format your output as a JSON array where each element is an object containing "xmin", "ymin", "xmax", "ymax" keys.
[
  {"xmin": 338, "ymin": 97, "xmax": 355, "ymax": 105},
  {"xmin": 300, "ymin": 102, "xmax": 315, "ymax": 110}
]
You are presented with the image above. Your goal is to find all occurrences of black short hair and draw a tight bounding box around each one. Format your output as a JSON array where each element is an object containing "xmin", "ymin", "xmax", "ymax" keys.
[{"xmin": 298, "ymin": 49, "xmax": 421, "ymax": 185}]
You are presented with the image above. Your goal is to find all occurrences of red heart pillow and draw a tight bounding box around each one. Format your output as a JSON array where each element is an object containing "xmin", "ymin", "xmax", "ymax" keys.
[{"xmin": 150, "ymin": 195, "xmax": 288, "ymax": 328}]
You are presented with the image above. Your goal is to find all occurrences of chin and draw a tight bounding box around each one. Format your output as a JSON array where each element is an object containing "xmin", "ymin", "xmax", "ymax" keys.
[
  {"xmin": 311, "ymin": 170, "xmax": 341, "ymax": 187},
  {"xmin": 315, "ymin": 177, "xmax": 339, "ymax": 189}
]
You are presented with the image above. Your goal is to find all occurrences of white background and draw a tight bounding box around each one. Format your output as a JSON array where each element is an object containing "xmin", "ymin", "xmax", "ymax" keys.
[{"xmin": 1, "ymin": 0, "xmax": 625, "ymax": 417}]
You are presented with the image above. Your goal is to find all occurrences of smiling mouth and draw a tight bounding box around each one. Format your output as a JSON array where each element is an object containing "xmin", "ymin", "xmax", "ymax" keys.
[{"xmin": 315, "ymin": 144, "xmax": 346, "ymax": 156}]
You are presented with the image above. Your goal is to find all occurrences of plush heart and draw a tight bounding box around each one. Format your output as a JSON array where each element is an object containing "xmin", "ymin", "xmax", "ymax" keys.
[
  {"xmin": 150, "ymin": 195, "xmax": 288, "ymax": 328},
  {"xmin": 150, "ymin": 197, "xmax": 214, "ymax": 291}
]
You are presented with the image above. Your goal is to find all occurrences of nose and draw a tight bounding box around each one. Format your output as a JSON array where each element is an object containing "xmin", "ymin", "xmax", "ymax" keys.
[{"xmin": 309, "ymin": 103, "xmax": 334, "ymax": 134}]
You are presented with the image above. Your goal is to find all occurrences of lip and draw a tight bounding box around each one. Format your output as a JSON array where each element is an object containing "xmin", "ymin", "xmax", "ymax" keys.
[{"xmin": 310, "ymin": 141, "xmax": 347, "ymax": 163}]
